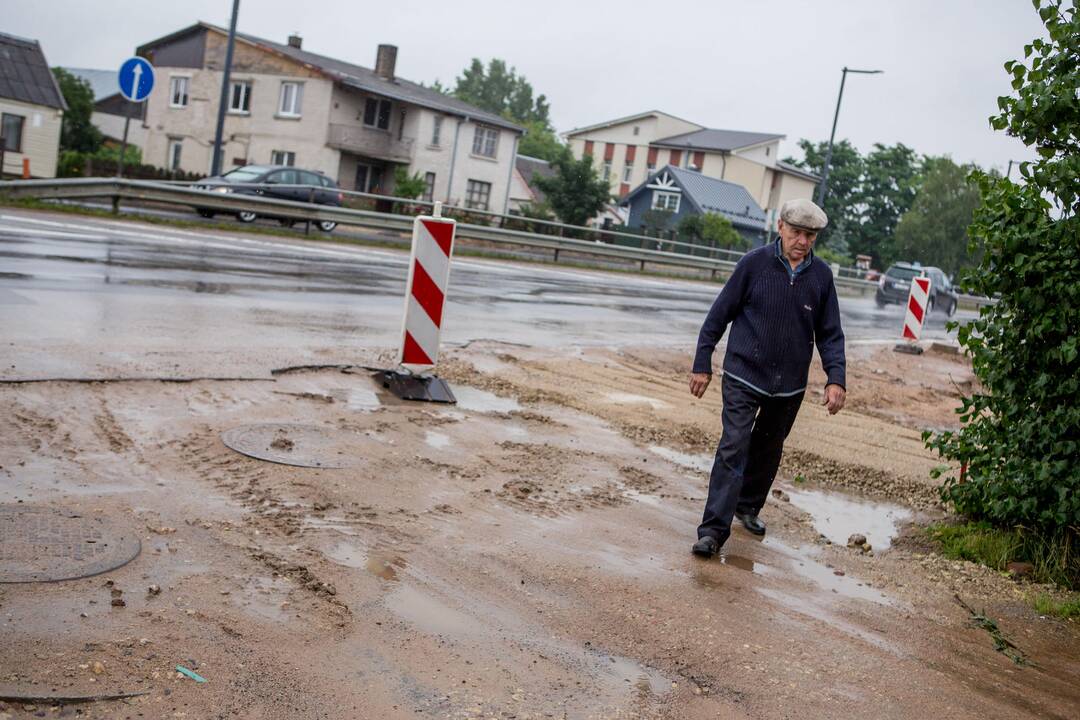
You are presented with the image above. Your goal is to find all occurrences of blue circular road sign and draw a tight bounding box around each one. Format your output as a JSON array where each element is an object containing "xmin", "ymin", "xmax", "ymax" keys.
[{"xmin": 117, "ymin": 57, "xmax": 155, "ymax": 103}]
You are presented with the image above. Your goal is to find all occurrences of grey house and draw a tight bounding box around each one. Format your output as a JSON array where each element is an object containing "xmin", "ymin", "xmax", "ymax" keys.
[{"xmin": 621, "ymin": 165, "xmax": 767, "ymax": 245}]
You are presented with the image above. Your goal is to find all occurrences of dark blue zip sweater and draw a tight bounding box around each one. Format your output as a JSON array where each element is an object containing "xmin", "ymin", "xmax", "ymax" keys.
[{"xmin": 693, "ymin": 241, "xmax": 846, "ymax": 396}]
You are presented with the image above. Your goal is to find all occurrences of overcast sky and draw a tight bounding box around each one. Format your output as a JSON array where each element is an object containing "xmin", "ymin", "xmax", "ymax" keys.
[{"xmin": 9, "ymin": 0, "xmax": 1045, "ymax": 173}]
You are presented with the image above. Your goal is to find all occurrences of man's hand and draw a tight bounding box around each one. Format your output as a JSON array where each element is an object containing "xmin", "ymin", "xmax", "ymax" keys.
[
  {"xmin": 689, "ymin": 372, "xmax": 712, "ymax": 398},
  {"xmin": 823, "ymin": 384, "xmax": 846, "ymax": 415}
]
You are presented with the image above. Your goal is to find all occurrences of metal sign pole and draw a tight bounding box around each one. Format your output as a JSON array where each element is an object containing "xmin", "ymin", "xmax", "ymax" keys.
[{"xmin": 117, "ymin": 101, "xmax": 132, "ymax": 178}]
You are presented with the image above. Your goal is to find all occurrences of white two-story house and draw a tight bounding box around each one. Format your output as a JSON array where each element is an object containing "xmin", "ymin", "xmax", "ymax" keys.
[
  {"xmin": 564, "ymin": 110, "xmax": 819, "ymax": 230},
  {"xmin": 136, "ymin": 23, "xmax": 522, "ymax": 213}
]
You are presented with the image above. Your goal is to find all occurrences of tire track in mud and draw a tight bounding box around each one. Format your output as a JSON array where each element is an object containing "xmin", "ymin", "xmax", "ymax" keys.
[
  {"xmin": 2, "ymin": 396, "xmax": 86, "ymax": 473},
  {"xmin": 488, "ymin": 441, "xmax": 668, "ymax": 518},
  {"xmin": 439, "ymin": 355, "xmax": 944, "ymax": 510},
  {"xmin": 170, "ymin": 425, "xmax": 424, "ymax": 617},
  {"xmin": 92, "ymin": 398, "xmax": 135, "ymax": 454}
]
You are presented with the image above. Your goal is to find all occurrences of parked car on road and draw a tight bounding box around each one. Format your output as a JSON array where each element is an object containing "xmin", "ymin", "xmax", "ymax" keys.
[
  {"xmin": 193, "ymin": 165, "xmax": 344, "ymax": 232},
  {"xmin": 875, "ymin": 262, "xmax": 958, "ymax": 316}
]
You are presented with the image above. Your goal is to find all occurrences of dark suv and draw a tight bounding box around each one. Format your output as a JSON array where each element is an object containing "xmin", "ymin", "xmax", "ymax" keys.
[
  {"xmin": 193, "ymin": 165, "xmax": 344, "ymax": 232},
  {"xmin": 875, "ymin": 262, "xmax": 959, "ymax": 316}
]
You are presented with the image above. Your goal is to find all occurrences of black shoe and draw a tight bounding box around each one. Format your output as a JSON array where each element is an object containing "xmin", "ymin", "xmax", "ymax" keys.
[
  {"xmin": 735, "ymin": 512, "xmax": 766, "ymax": 536},
  {"xmin": 692, "ymin": 535, "xmax": 721, "ymax": 557}
]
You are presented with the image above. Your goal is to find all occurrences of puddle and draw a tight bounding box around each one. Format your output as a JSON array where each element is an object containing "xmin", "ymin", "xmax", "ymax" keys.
[
  {"xmin": 605, "ymin": 392, "xmax": 669, "ymax": 410},
  {"xmin": 424, "ymin": 431, "xmax": 451, "ymax": 449},
  {"xmin": 235, "ymin": 575, "xmax": 293, "ymax": 622},
  {"xmin": 762, "ymin": 538, "xmax": 891, "ymax": 605},
  {"xmin": 324, "ymin": 541, "xmax": 367, "ymax": 568},
  {"xmin": 367, "ymin": 552, "xmax": 406, "ymax": 581},
  {"xmin": 784, "ymin": 487, "xmax": 912, "ymax": 549},
  {"xmin": 344, "ymin": 386, "xmax": 381, "ymax": 412},
  {"xmin": 599, "ymin": 653, "xmax": 671, "ymax": 696},
  {"xmin": 648, "ymin": 445, "xmax": 712, "ymax": 474},
  {"xmin": 720, "ymin": 554, "xmax": 759, "ymax": 573},
  {"xmin": 452, "ymin": 386, "xmax": 522, "ymax": 414},
  {"xmin": 389, "ymin": 584, "xmax": 482, "ymax": 637}
]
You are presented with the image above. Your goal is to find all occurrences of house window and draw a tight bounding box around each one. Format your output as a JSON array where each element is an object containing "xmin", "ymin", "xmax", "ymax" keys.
[
  {"xmin": 647, "ymin": 162, "xmax": 656, "ymax": 172},
  {"xmin": 271, "ymin": 150, "xmax": 295, "ymax": 166},
  {"xmin": 465, "ymin": 179, "xmax": 492, "ymax": 210},
  {"xmin": 431, "ymin": 115, "xmax": 443, "ymax": 146},
  {"xmin": 622, "ymin": 163, "xmax": 633, "ymax": 183},
  {"xmin": 422, "ymin": 172, "xmax": 436, "ymax": 202},
  {"xmin": 169, "ymin": 77, "xmax": 189, "ymax": 107},
  {"xmin": 651, "ymin": 191, "xmax": 680, "ymax": 212},
  {"xmin": 363, "ymin": 97, "xmax": 392, "ymax": 130},
  {"xmin": 167, "ymin": 138, "xmax": 183, "ymax": 171},
  {"xmin": 229, "ymin": 81, "xmax": 251, "ymax": 113},
  {"xmin": 278, "ymin": 82, "xmax": 303, "ymax": 116},
  {"xmin": 472, "ymin": 126, "xmax": 498, "ymax": 158},
  {"xmin": 633, "ymin": 125, "xmax": 640, "ymax": 136},
  {"xmin": 602, "ymin": 161, "xmax": 612, "ymax": 181},
  {"xmin": 765, "ymin": 147, "xmax": 770, "ymax": 156},
  {"xmin": 1, "ymin": 114, "xmax": 24, "ymax": 152}
]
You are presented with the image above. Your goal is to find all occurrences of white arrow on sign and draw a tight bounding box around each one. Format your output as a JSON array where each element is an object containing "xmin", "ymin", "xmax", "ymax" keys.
[{"xmin": 130, "ymin": 62, "xmax": 143, "ymax": 99}]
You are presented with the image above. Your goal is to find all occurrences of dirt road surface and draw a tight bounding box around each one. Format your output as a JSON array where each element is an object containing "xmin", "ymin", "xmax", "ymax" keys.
[{"xmin": 1, "ymin": 211, "xmax": 1078, "ymax": 719}]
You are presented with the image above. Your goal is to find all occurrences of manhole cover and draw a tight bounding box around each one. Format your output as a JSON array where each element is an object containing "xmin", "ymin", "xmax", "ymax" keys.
[
  {"xmin": 221, "ymin": 423, "xmax": 356, "ymax": 468},
  {"xmin": 0, "ymin": 506, "xmax": 141, "ymax": 583}
]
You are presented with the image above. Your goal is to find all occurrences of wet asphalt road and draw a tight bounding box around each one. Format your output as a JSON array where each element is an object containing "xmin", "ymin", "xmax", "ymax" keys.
[{"xmin": 0, "ymin": 209, "xmax": 971, "ymax": 379}]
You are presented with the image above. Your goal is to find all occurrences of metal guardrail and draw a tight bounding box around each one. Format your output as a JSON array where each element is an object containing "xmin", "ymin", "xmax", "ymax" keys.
[
  {"xmin": 0, "ymin": 177, "xmax": 749, "ymax": 277},
  {"xmin": 4, "ymin": 177, "xmax": 991, "ymax": 303},
  {"xmin": 172, "ymin": 178, "xmax": 753, "ymax": 264}
]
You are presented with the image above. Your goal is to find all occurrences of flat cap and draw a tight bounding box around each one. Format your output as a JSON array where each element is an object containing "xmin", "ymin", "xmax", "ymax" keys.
[{"xmin": 780, "ymin": 198, "xmax": 828, "ymax": 231}]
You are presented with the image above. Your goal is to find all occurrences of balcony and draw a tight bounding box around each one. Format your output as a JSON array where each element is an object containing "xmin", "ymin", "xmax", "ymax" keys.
[{"xmin": 327, "ymin": 124, "xmax": 414, "ymax": 163}]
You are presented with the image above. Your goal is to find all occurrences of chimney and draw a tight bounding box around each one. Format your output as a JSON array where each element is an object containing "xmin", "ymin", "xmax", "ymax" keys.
[
  {"xmin": 287, "ymin": 33, "xmax": 302, "ymax": 49},
  {"xmin": 375, "ymin": 44, "xmax": 397, "ymax": 81}
]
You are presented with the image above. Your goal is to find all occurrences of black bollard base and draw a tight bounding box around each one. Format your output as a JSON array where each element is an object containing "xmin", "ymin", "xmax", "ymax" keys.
[
  {"xmin": 893, "ymin": 342, "xmax": 924, "ymax": 355},
  {"xmin": 374, "ymin": 370, "xmax": 457, "ymax": 403}
]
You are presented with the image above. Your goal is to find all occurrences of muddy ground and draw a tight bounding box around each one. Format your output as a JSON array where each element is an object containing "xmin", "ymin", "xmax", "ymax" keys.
[{"xmin": 1, "ymin": 342, "xmax": 1078, "ymax": 719}]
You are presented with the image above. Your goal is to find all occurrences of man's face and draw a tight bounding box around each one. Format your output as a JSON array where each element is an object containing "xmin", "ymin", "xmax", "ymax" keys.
[{"xmin": 778, "ymin": 220, "xmax": 818, "ymax": 264}]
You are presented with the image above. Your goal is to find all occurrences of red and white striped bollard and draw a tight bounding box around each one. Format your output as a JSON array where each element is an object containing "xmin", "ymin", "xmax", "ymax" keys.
[{"xmin": 894, "ymin": 274, "xmax": 931, "ymax": 355}]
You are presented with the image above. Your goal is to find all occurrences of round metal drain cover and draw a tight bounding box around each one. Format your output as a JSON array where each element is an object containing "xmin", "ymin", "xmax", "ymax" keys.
[
  {"xmin": 221, "ymin": 423, "xmax": 354, "ymax": 468},
  {"xmin": 0, "ymin": 505, "xmax": 141, "ymax": 583}
]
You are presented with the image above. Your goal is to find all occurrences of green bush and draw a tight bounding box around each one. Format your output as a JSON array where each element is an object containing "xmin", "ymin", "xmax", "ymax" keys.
[
  {"xmin": 676, "ymin": 212, "xmax": 748, "ymax": 252},
  {"xmin": 925, "ymin": 2, "xmax": 1079, "ymax": 548},
  {"xmin": 391, "ymin": 166, "xmax": 427, "ymax": 200}
]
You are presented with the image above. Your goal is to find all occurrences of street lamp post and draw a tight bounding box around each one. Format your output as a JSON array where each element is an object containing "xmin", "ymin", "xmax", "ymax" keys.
[
  {"xmin": 816, "ymin": 66, "xmax": 883, "ymax": 208},
  {"xmin": 210, "ymin": 0, "xmax": 241, "ymax": 177}
]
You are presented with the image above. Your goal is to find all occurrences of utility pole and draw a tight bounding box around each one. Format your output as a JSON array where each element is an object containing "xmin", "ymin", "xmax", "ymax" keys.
[
  {"xmin": 816, "ymin": 66, "xmax": 883, "ymax": 208},
  {"xmin": 211, "ymin": 0, "xmax": 241, "ymax": 177}
]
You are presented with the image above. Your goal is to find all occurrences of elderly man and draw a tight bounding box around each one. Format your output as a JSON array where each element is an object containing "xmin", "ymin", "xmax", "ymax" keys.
[{"xmin": 689, "ymin": 198, "xmax": 846, "ymax": 558}]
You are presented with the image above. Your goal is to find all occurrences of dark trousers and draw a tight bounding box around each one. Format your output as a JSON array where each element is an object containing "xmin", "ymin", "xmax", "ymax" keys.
[{"xmin": 698, "ymin": 374, "xmax": 805, "ymax": 544}]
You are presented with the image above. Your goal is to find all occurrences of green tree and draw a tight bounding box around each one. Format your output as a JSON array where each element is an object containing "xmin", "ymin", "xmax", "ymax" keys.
[
  {"xmin": 51, "ymin": 67, "xmax": 102, "ymax": 154},
  {"xmin": 892, "ymin": 156, "xmax": 983, "ymax": 276},
  {"xmin": 517, "ymin": 120, "xmax": 570, "ymax": 163},
  {"xmin": 452, "ymin": 58, "xmax": 551, "ymax": 126},
  {"xmin": 786, "ymin": 139, "xmax": 863, "ymax": 255},
  {"xmin": 677, "ymin": 212, "xmax": 748, "ymax": 251},
  {"xmin": 926, "ymin": 0, "xmax": 1080, "ymax": 551},
  {"xmin": 534, "ymin": 155, "xmax": 611, "ymax": 227},
  {"xmin": 447, "ymin": 58, "xmax": 566, "ymax": 164},
  {"xmin": 854, "ymin": 142, "xmax": 921, "ymax": 266}
]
